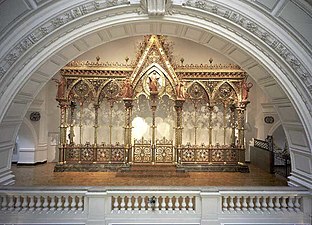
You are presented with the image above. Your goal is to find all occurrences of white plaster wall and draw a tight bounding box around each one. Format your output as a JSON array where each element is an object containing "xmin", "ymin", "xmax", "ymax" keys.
[{"xmin": 17, "ymin": 121, "xmax": 36, "ymax": 164}]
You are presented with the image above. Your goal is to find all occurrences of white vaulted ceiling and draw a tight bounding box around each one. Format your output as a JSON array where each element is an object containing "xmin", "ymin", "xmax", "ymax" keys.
[{"xmin": 0, "ymin": 0, "xmax": 311, "ymax": 188}]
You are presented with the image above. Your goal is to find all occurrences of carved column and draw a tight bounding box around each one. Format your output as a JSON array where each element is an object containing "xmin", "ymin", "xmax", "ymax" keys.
[
  {"xmin": 208, "ymin": 105, "xmax": 213, "ymax": 146},
  {"xmin": 109, "ymin": 101, "xmax": 114, "ymax": 145},
  {"xmin": 230, "ymin": 104, "xmax": 236, "ymax": 147},
  {"xmin": 223, "ymin": 102, "xmax": 228, "ymax": 146},
  {"xmin": 174, "ymin": 99, "xmax": 185, "ymax": 164},
  {"xmin": 58, "ymin": 100, "xmax": 68, "ymax": 164},
  {"xmin": 123, "ymin": 99, "xmax": 133, "ymax": 164},
  {"xmin": 69, "ymin": 101, "xmax": 76, "ymax": 145},
  {"xmin": 150, "ymin": 93, "xmax": 158, "ymax": 148},
  {"xmin": 194, "ymin": 104, "xmax": 198, "ymax": 146},
  {"xmin": 93, "ymin": 103, "xmax": 99, "ymax": 145},
  {"xmin": 237, "ymin": 107, "xmax": 244, "ymax": 148}
]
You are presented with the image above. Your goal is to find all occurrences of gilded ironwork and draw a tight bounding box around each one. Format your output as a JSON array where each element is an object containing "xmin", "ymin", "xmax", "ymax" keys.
[
  {"xmin": 55, "ymin": 35, "xmax": 252, "ymax": 170},
  {"xmin": 133, "ymin": 138, "xmax": 152, "ymax": 163},
  {"xmin": 155, "ymin": 138, "xmax": 174, "ymax": 163}
]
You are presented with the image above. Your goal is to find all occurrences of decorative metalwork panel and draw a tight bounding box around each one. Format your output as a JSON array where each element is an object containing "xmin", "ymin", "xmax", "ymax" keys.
[
  {"xmin": 181, "ymin": 149, "xmax": 196, "ymax": 162},
  {"xmin": 133, "ymin": 146, "xmax": 152, "ymax": 163},
  {"xmin": 196, "ymin": 149, "xmax": 210, "ymax": 162},
  {"xmin": 81, "ymin": 147, "xmax": 94, "ymax": 161},
  {"xmin": 180, "ymin": 146, "xmax": 240, "ymax": 164},
  {"xmin": 155, "ymin": 146, "xmax": 174, "ymax": 163},
  {"xmin": 65, "ymin": 148, "xmax": 79, "ymax": 161},
  {"xmin": 133, "ymin": 138, "xmax": 152, "ymax": 163},
  {"xmin": 155, "ymin": 138, "xmax": 174, "ymax": 163},
  {"xmin": 97, "ymin": 148, "xmax": 110, "ymax": 162},
  {"xmin": 111, "ymin": 148, "xmax": 125, "ymax": 162},
  {"xmin": 225, "ymin": 149, "xmax": 238, "ymax": 162},
  {"xmin": 211, "ymin": 149, "xmax": 224, "ymax": 162}
]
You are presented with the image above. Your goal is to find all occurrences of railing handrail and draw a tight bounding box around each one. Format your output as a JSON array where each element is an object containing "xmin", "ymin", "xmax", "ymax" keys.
[
  {"xmin": 0, "ymin": 186, "xmax": 309, "ymax": 193},
  {"xmin": 0, "ymin": 186, "xmax": 310, "ymax": 224}
]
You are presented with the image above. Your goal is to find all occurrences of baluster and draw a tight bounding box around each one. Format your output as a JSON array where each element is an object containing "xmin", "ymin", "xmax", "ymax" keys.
[
  {"xmin": 267, "ymin": 196, "xmax": 274, "ymax": 212},
  {"xmin": 222, "ymin": 196, "xmax": 229, "ymax": 212},
  {"xmin": 1, "ymin": 196, "xmax": 8, "ymax": 210},
  {"xmin": 274, "ymin": 196, "xmax": 281, "ymax": 211},
  {"xmin": 261, "ymin": 196, "xmax": 268, "ymax": 212},
  {"xmin": 120, "ymin": 196, "xmax": 126, "ymax": 211},
  {"xmin": 77, "ymin": 196, "xmax": 83, "ymax": 211},
  {"xmin": 235, "ymin": 196, "xmax": 241, "ymax": 211},
  {"xmin": 133, "ymin": 196, "xmax": 139, "ymax": 211},
  {"xmin": 181, "ymin": 196, "xmax": 187, "ymax": 211},
  {"xmin": 28, "ymin": 195, "xmax": 35, "ymax": 211},
  {"xmin": 7, "ymin": 195, "xmax": 14, "ymax": 211},
  {"xmin": 113, "ymin": 196, "xmax": 119, "ymax": 211},
  {"xmin": 147, "ymin": 197, "xmax": 153, "ymax": 211},
  {"xmin": 35, "ymin": 196, "xmax": 43, "ymax": 211},
  {"xmin": 287, "ymin": 196, "xmax": 294, "ymax": 212},
  {"xmin": 57, "ymin": 196, "xmax": 63, "ymax": 211},
  {"xmin": 50, "ymin": 196, "xmax": 56, "ymax": 211},
  {"xmin": 241, "ymin": 196, "xmax": 248, "ymax": 212},
  {"xmin": 127, "ymin": 196, "xmax": 132, "ymax": 211},
  {"xmin": 68, "ymin": 196, "xmax": 74, "ymax": 211},
  {"xmin": 255, "ymin": 196, "xmax": 261, "ymax": 212},
  {"xmin": 15, "ymin": 196, "xmax": 22, "ymax": 211},
  {"xmin": 294, "ymin": 196, "xmax": 301, "ymax": 212},
  {"xmin": 248, "ymin": 196, "xmax": 255, "ymax": 212},
  {"xmin": 229, "ymin": 196, "xmax": 235, "ymax": 211},
  {"xmin": 155, "ymin": 196, "xmax": 160, "ymax": 211},
  {"xmin": 140, "ymin": 196, "xmax": 146, "ymax": 211},
  {"xmin": 42, "ymin": 196, "xmax": 49, "ymax": 211},
  {"xmin": 281, "ymin": 196, "xmax": 288, "ymax": 212},
  {"xmin": 167, "ymin": 196, "xmax": 172, "ymax": 211},
  {"xmin": 161, "ymin": 196, "xmax": 166, "ymax": 211},
  {"xmin": 21, "ymin": 195, "xmax": 28, "ymax": 211},
  {"xmin": 188, "ymin": 196, "xmax": 194, "ymax": 211},
  {"xmin": 64, "ymin": 195, "xmax": 70, "ymax": 211},
  {"xmin": 69, "ymin": 196, "xmax": 73, "ymax": 211},
  {"xmin": 174, "ymin": 196, "xmax": 180, "ymax": 211}
]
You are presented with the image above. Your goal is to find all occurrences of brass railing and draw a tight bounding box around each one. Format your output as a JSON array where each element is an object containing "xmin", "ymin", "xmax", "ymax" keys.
[
  {"xmin": 60, "ymin": 141, "xmax": 243, "ymax": 165},
  {"xmin": 178, "ymin": 144, "xmax": 242, "ymax": 164},
  {"xmin": 62, "ymin": 142, "xmax": 127, "ymax": 164}
]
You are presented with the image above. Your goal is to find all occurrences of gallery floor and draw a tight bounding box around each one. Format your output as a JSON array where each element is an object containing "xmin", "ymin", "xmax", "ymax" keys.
[{"xmin": 11, "ymin": 163, "xmax": 287, "ymax": 186}]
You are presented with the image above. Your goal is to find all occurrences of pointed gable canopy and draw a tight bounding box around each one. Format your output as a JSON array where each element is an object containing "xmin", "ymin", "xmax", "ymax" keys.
[{"xmin": 130, "ymin": 35, "xmax": 179, "ymax": 90}]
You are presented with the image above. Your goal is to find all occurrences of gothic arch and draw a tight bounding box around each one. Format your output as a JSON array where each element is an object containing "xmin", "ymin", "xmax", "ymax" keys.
[
  {"xmin": 132, "ymin": 63, "xmax": 176, "ymax": 99},
  {"xmin": 186, "ymin": 81, "xmax": 210, "ymax": 103},
  {"xmin": 211, "ymin": 81, "xmax": 239, "ymax": 103},
  {"xmin": 67, "ymin": 78, "xmax": 96, "ymax": 103},
  {"xmin": 0, "ymin": 1, "xmax": 311, "ymax": 188},
  {"xmin": 97, "ymin": 79, "xmax": 121, "ymax": 103}
]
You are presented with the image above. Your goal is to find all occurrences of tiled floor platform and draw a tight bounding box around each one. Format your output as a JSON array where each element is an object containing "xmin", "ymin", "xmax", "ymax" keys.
[{"xmin": 11, "ymin": 163, "xmax": 287, "ymax": 186}]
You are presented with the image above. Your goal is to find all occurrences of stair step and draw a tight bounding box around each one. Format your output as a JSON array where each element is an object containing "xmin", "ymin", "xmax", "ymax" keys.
[
  {"xmin": 116, "ymin": 165, "xmax": 189, "ymax": 177},
  {"xmin": 130, "ymin": 165, "xmax": 178, "ymax": 171}
]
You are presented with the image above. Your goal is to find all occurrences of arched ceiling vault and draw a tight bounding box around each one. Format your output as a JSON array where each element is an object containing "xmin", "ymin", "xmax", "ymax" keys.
[{"xmin": 0, "ymin": 0, "xmax": 311, "ymax": 187}]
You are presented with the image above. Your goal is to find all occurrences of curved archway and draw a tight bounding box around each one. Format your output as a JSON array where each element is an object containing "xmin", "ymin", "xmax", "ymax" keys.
[
  {"xmin": 15, "ymin": 119, "xmax": 38, "ymax": 164},
  {"xmin": 0, "ymin": 1, "xmax": 311, "ymax": 188}
]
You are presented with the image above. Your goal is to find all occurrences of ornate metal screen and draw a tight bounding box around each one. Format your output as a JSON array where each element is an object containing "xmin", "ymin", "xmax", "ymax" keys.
[
  {"xmin": 132, "ymin": 137, "xmax": 174, "ymax": 164},
  {"xmin": 54, "ymin": 35, "xmax": 252, "ymax": 171},
  {"xmin": 178, "ymin": 144, "xmax": 239, "ymax": 165}
]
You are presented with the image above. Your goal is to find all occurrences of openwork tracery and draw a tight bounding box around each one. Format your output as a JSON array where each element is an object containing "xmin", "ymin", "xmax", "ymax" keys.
[{"xmin": 54, "ymin": 35, "xmax": 252, "ymax": 171}]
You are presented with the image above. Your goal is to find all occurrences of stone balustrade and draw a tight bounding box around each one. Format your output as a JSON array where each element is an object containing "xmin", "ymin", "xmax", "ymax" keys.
[
  {"xmin": 110, "ymin": 192, "xmax": 196, "ymax": 213},
  {"xmin": 221, "ymin": 191, "xmax": 303, "ymax": 213},
  {"xmin": 0, "ymin": 188, "xmax": 86, "ymax": 213},
  {"xmin": 0, "ymin": 187, "xmax": 310, "ymax": 224}
]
